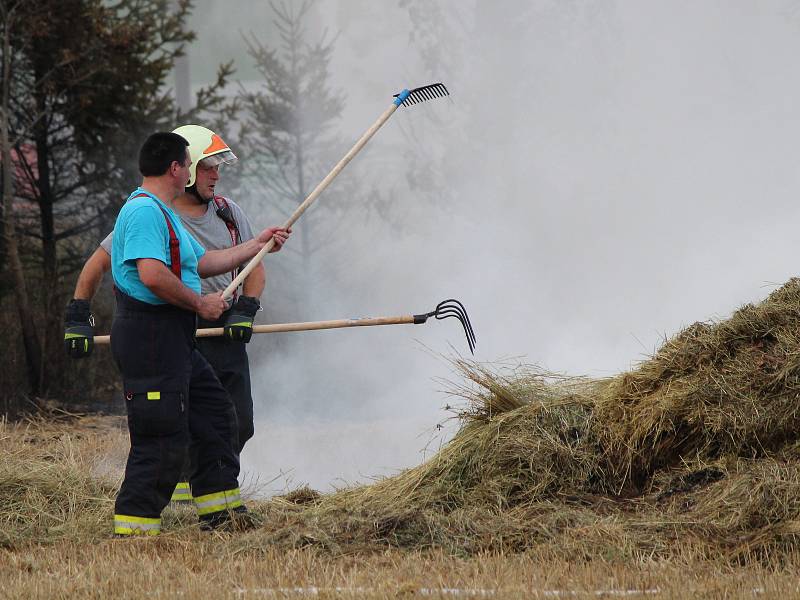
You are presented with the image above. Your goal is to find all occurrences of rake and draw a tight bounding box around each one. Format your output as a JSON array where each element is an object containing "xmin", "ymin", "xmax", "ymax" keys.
[
  {"xmin": 221, "ymin": 82, "xmax": 451, "ymax": 300},
  {"xmin": 94, "ymin": 298, "xmax": 476, "ymax": 354}
]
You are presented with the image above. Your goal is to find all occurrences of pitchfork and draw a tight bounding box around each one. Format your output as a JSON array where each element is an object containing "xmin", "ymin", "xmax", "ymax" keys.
[{"xmin": 94, "ymin": 299, "xmax": 476, "ymax": 354}]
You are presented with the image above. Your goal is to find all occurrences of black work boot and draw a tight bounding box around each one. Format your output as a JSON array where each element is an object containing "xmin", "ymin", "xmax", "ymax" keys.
[{"xmin": 199, "ymin": 505, "xmax": 259, "ymax": 532}]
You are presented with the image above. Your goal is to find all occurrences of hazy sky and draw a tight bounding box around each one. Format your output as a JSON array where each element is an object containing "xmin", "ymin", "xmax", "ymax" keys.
[{"xmin": 182, "ymin": 0, "xmax": 800, "ymax": 493}]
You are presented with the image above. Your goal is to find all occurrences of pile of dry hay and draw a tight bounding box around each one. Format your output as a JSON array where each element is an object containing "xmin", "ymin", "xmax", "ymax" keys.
[
  {"xmin": 0, "ymin": 417, "xmax": 118, "ymax": 548},
  {"xmin": 6, "ymin": 279, "xmax": 800, "ymax": 560},
  {"xmin": 256, "ymin": 278, "xmax": 800, "ymax": 559}
]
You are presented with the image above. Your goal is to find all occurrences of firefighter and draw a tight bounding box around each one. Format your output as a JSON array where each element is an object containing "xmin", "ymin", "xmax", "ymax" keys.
[
  {"xmin": 65, "ymin": 125, "xmax": 275, "ymax": 505},
  {"xmin": 100, "ymin": 132, "xmax": 288, "ymax": 535}
]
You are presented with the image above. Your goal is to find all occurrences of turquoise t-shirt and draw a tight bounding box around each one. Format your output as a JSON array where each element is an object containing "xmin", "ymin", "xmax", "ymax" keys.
[{"xmin": 111, "ymin": 188, "xmax": 206, "ymax": 305}]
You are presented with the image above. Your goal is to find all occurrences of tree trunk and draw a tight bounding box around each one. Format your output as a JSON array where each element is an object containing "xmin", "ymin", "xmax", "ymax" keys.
[
  {"xmin": 1, "ymin": 9, "xmax": 43, "ymax": 396},
  {"xmin": 295, "ymin": 131, "xmax": 312, "ymax": 301},
  {"xmin": 289, "ymin": 30, "xmax": 312, "ymax": 306},
  {"xmin": 33, "ymin": 61, "xmax": 61, "ymax": 394}
]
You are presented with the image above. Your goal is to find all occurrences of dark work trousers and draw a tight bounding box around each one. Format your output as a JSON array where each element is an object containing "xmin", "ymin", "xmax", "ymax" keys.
[
  {"xmin": 111, "ymin": 290, "xmax": 240, "ymax": 522},
  {"xmin": 197, "ymin": 309, "xmax": 255, "ymax": 454}
]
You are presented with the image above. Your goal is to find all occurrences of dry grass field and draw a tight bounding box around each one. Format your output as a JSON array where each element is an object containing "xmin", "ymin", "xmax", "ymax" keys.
[{"xmin": 8, "ymin": 279, "xmax": 800, "ymax": 598}]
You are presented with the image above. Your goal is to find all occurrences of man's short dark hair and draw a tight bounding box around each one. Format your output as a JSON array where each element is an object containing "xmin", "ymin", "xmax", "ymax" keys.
[{"xmin": 138, "ymin": 132, "xmax": 189, "ymax": 177}]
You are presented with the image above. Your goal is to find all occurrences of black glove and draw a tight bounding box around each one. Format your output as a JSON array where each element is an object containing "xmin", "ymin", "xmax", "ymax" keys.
[
  {"xmin": 224, "ymin": 296, "xmax": 260, "ymax": 343},
  {"xmin": 64, "ymin": 299, "xmax": 94, "ymax": 358}
]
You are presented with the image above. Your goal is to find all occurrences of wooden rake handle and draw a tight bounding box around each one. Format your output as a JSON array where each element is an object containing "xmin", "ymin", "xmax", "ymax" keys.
[
  {"xmin": 93, "ymin": 315, "xmax": 417, "ymax": 345},
  {"xmin": 222, "ymin": 96, "xmax": 407, "ymax": 300}
]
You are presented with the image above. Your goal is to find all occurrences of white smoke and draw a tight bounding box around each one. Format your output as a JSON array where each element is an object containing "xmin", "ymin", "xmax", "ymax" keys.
[{"xmin": 185, "ymin": 0, "xmax": 800, "ymax": 492}]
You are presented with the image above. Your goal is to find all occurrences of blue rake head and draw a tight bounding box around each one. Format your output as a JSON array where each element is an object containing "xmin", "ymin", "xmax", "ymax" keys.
[
  {"xmin": 393, "ymin": 83, "xmax": 450, "ymax": 107},
  {"xmin": 413, "ymin": 298, "xmax": 476, "ymax": 355}
]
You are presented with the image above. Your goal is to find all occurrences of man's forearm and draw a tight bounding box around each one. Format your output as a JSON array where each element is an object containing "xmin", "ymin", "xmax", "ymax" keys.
[
  {"xmin": 138, "ymin": 259, "xmax": 201, "ymax": 312},
  {"xmin": 73, "ymin": 248, "xmax": 111, "ymax": 300},
  {"xmin": 242, "ymin": 263, "xmax": 265, "ymax": 298},
  {"xmin": 198, "ymin": 239, "xmax": 261, "ymax": 278}
]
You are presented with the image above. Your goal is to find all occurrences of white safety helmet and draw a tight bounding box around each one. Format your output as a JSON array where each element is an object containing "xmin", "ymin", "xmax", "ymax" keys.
[{"xmin": 172, "ymin": 124, "xmax": 238, "ymax": 188}]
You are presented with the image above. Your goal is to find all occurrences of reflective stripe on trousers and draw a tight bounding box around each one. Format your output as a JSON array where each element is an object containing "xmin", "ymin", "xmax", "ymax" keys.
[
  {"xmin": 193, "ymin": 487, "xmax": 242, "ymax": 516},
  {"xmin": 171, "ymin": 481, "xmax": 192, "ymax": 502},
  {"xmin": 114, "ymin": 514, "xmax": 161, "ymax": 536}
]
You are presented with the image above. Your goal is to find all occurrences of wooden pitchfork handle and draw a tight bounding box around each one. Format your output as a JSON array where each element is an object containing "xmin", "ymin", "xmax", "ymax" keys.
[
  {"xmin": 93, "ymin": 298, "xmax": 475, "ymax": 353},
  {"xmin": 222, "ymin": 91, "xmax": 412, "ymax": 301},
  {"xmin": 93, "ymin": 315, "xmax": 422, "ymax": 345}
]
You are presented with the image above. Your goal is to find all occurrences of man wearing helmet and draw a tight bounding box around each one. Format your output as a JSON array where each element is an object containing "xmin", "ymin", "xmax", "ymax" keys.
[{"xmin": 65, "ymin": 125, "xmax": 285, "ymax": 512}]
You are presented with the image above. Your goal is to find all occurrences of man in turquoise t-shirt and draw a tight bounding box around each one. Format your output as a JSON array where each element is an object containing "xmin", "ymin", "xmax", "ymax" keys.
[
  {"xmin": 111, "ymin": 188, "xmax": 207, "ymax": 305},
  {"xmin": 109, "ymin": 132, "xmax": 288, "ymax": 536}
]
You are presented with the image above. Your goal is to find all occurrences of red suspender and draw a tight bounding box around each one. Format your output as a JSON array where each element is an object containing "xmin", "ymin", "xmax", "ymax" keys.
[
  {"xmin": 157, "ymin": 206, "xmax": 182, "ymax": 279},
  {"xmin": 212, "ymin": 196, "xmax": 240, "ymax": 247},
  {"xmin": 131, "ymin": 193, "xmax": 181, "ymax": 279},
  {"xmin": 212, "ymin": 195, "xmax": 241, "ymax": 300}
]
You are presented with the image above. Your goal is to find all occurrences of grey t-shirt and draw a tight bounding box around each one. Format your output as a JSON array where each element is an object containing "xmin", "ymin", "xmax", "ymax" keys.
[{"xmin": 101, "ymin": 197, "xmax": 256, "ymax": 305}]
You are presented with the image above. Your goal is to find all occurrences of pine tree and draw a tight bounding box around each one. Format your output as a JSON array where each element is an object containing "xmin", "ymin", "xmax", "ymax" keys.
[
  {"xmin": 235, "ymin": 0, "xmax": 347, "ymax": 319},
  {"xmin": 0, "ymin": 0, "xmax": 233, "ymax": 401}
]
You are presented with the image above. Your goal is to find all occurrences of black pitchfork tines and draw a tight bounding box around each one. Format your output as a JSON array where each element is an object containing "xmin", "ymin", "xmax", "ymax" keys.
[
  {"xmin": 393, "ymin": 83, "xmax": 450, "ymax": 107},
  {"xmin": 414, "ymin": 299, "xmax": 476, "ymax": 355}
]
